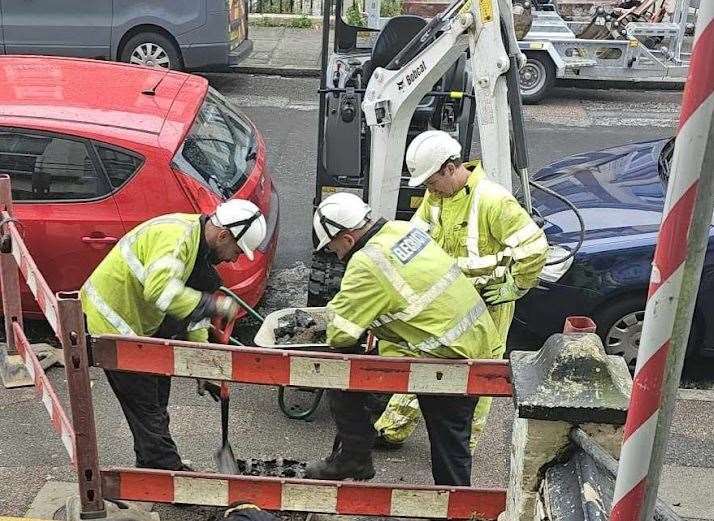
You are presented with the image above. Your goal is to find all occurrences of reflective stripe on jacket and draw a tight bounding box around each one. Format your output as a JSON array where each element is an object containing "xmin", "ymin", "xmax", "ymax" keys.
[
  {"xmin": 81, "ymin": 213, "xmax": 208, "ymax": 343},
  {"xmin": 326, "ymin": 220, "xmax": 499, "ymax": 360}
]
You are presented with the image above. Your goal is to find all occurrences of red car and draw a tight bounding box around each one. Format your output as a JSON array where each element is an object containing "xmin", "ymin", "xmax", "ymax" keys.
[{"xmin": 0, "ymin": 56, "xmax": 279, "ymax": 319}]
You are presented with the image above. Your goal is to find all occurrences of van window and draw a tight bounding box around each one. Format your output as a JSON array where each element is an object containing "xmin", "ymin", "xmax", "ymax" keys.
[
  {"xmin": 0, "ymin": 131, "xmax": 108, "ymax": 201},
  {"xmin": 175, "ymin": 88, "xmax": 255, "ymax": 199}
]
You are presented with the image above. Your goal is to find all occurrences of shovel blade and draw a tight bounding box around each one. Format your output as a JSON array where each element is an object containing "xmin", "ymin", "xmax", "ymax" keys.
[{"xmin": 214, "ymin": 443, "xmax": 240, "ymax": 475}]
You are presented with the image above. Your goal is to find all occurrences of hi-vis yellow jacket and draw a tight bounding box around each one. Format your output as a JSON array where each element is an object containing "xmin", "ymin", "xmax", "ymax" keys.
[
  {"xmin": 411, "ymin": 161, "xmax": 548, "ymax": 348},
  {"xmin": 326, "ymin": 220, "xmax": 500, "ymax": 360},
  {"xmin": 81, "ymin": 213, "xmax": 210, "ymax": 343}
]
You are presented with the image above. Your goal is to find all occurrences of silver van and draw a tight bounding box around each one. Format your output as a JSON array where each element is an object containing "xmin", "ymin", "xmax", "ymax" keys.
[{"xmin": 0, "ymin": 0, "xmax": 252, "ymax": 71}]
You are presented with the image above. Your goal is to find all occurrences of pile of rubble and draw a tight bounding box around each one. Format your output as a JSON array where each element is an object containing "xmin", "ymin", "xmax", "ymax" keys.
[
  {"xmin": 577, "ymin": 0, "xmax": 690, "ymax": 41},
  {"xmin": 274, "ymin": 309, "xmax": 327, "ymax": 345}
]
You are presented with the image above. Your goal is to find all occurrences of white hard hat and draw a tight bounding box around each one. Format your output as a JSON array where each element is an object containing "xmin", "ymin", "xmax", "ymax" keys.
[
  {"xmin": 405, "ymin": 130, "xmax": 462, "ymax": 187},
  {"xmin": 313, "ymin": 193, "xmax": 371, "ymax": 251},
  {"xmin": 211, "ymin": 199, "xmax": 267, "ymax": 261}
]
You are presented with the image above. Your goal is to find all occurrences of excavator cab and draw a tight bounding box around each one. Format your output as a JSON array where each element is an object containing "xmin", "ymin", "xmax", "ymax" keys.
[{"xmin": 308, "ymin": 0, "xmax": 476, "ymax": 305}]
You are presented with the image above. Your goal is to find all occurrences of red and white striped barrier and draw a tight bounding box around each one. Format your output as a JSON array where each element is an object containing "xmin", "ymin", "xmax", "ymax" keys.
[
  {"xmin": 611, "ymin": 4, "xmax": 714, "ymax": 520},
  {"xmin": 13, "ymin": 321, "xmax": 76, "ymax": 465},
  {"xmin": 91, "ymin": 335, "xmax": 512, "ymax": 397},
  {"xmin": 2, "ymin": 210, "xmax": 61, "ymax": 336},
  {"xmin": 101, "ymin": 468, "xmax": 506, "ymax": 520}
]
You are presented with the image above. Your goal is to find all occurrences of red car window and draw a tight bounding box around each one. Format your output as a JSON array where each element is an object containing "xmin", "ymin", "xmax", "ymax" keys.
[
  {"xmin": 0, "ymin": 130, "xmax": 110, "ymax": 201},
  {"xmin": 95, "ymin": 144, "xmax": 144, "ymax": 189},
  {"xmin": 174, "ymin": 88, "xmax": 254, "ymax": 199}
]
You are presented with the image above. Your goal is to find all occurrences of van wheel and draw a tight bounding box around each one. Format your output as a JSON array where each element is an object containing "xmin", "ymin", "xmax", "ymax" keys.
[
  {"xmin": 307, "ymin": 250, "xmax": 345, "ymax": 307},
  {"xmin": 519, "ymin": 52, "xmax": 555, "ymax": 104},
  {"xmin": 121, "ymin": 32, "xmax": 183, "ymax": 71}
]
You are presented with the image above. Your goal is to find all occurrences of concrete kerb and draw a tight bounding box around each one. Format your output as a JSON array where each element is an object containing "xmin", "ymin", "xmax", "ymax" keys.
[
  {"xmin": 677, "ymin": 388, "xmax": 714, "ymax": 402},
  {"xmin": 232, "ymin": 65, "xmax": 321, "ymax": 77}
]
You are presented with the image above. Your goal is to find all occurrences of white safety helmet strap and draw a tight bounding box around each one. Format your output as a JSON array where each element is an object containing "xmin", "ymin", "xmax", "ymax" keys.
[
  {"xmin": 218, "ymin": 210, "xmax": 263, "ymax": 242},
  {"xmin": 314, "ymin": 194, "xmax": 371, "ymax": 251},
  {"xmin": 316, "ymin": 205, "xmax": 350, "ymax": 242}
]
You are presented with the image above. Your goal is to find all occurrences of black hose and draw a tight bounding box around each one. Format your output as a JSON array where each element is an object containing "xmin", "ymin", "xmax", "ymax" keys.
[
  {"xmin": 529, "ymin": 180, "xmax": 586, "ymax": 266},
  {"xmin": 278, "ymin": 387, "xmax": 324, "ymax": 421},
  {"xmin": 219, "ymin": 286, "xmax": 265, "ymax": 324}
]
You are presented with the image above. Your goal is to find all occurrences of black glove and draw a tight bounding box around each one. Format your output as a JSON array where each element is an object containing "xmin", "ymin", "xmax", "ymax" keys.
[{"xmin": 196, "ymin": 379, "xmax": 221, "ymax": 401}]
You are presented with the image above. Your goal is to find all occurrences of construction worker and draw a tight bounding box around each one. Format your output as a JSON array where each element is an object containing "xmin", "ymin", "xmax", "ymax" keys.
[
  {"xmin": 304, "ymin": 192, "xmax": 500, "ymax": 486},
  {"xmin": 80, "ymin": 200, "xmax": 267, "ymax": 471},
  {"xmin": 374, "ymin": 130, "xmax": 548, "ymax": 450}
]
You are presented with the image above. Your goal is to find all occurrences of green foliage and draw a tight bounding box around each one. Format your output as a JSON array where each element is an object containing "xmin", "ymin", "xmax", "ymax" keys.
[
  {"xmin": 252, "ymin": 14, "xmax": 314, "ymax": 28},
  {"xmin": 380, "ymin": 0, "xmax": 403, "ymax": 17},
  {"xmin": 263, "ymin": 2, "xmax": 283, "ymax": 13},
  {"xmin": 291, "ymin": 14, "xmax": 313, "ymax": 27},
  {"xmin": 345, "ymin": 1, "xmax": 366, "ymax": 26}
]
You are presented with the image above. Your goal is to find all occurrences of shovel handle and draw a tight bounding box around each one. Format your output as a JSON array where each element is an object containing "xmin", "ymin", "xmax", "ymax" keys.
[{"xmin": 220, "ymin": 382, "xmax": 230, "ymax": 446}]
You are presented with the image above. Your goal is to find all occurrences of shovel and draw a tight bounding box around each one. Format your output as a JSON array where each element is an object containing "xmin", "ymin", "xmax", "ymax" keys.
[{"xmin": 213, "ymin": 382, "xmax": 240, "ymax": 475}]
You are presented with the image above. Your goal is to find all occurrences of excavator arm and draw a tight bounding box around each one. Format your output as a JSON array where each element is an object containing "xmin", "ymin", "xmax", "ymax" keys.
[{"xmin": 361, "ymin": 0, "xmax": 532, "ymax": 218}]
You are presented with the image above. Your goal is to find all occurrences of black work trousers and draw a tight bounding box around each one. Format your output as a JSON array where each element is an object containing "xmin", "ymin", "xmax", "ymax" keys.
[
  {"xmin": 328, "ymin": 389, "xmax": 478, "ymax": 486},
  {"xmin": 105, "ymin": 369, "xmax": 183, "ymax": 470}
]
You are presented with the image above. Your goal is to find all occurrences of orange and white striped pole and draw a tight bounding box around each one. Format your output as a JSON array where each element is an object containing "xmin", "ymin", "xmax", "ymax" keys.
[{"xmin": 611, "ymin": 4, "xmax": 714, "ymax": 521}]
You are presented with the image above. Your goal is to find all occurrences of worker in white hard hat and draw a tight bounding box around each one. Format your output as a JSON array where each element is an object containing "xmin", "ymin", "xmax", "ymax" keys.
[
  {"xmin": 80, "ymin": 199, "xmax": 267, "ymax": 471},
  {"xmin": 305, "ymin": 192, "xmax": 500, "ymax": 486},
  {"xmin": 374, "ymin": 130, "xmax": 548, "ymax": 452}
]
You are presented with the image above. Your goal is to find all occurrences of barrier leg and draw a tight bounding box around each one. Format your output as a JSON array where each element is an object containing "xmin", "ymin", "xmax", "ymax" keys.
[
  {"xmin": 58, "ymin": 292, "xmax": 106, "ymax": 519},
  {"xmin": 0, "ymin": 176, "xmax": 30, "ymax": 388}
]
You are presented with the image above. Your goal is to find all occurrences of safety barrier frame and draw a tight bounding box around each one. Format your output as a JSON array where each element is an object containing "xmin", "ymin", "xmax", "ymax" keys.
[
  {"xmin": 0, "ymin": 175, "xmax": 105, "ymax": 517},
  {"xmin": 90, "ymin": 335, "xmax": 512, "ymax": 396},
  {"xmin": 0, "ymin": 174, "xmax": 512, "ymax": 520}
]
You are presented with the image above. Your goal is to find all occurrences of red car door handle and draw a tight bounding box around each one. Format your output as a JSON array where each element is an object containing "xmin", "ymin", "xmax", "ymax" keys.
[{"xmin": 82, "ymin": 235, "xmax": 118, "ymax": 245}]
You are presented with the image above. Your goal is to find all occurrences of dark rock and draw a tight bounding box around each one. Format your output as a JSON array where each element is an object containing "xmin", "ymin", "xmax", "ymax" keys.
[
  {"xmin": 236, "ymin": 457, "xmax": 307, "ymax": 478},
  {"xmin": 273, "ymin": 310, "xmax": 327, "ymax": 345}
]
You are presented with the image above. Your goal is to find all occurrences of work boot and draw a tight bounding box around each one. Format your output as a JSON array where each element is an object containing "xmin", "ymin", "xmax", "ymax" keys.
[
  {"xmin": 373, "ymin": 433, "xmax": 403, "ymax": 451},
  {"xmin": 304, "ymin": 447, "xmax": 375, "ymax": 481}
]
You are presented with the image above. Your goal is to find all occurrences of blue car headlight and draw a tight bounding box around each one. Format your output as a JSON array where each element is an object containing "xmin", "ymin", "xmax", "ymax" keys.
[{"xmin": 539, "ymin": 245, "xmax": 574, "ymax": 283}]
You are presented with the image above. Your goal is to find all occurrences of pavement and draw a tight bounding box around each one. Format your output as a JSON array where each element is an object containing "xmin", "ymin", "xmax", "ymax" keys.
[
  {"xmin": 237, "ymin": 26, "xmax": 325, "ymax": 76},
  {"xmin": 0, "ymin": 72, "xmax": 709, "ymax": 521}
]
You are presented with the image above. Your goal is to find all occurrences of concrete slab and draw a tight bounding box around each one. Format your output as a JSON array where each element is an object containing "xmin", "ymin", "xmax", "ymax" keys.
[
  {"xmin": 1, "ymin": 517, "xmax": 54, "ymax": 521},
  {"xmin": 25, "ymin": 481, "xmax": 155, "ymax": 521},
  {"xmin": 1, "ymin": 353, "xmax": 33, "ymax": 388},
  {"xmin": 659, "ymin": 465, "xmax": 714, "ymax": 520},
  {"xmin": 24, "ymin": 481, "xmax": 76, "ymax": 520}
]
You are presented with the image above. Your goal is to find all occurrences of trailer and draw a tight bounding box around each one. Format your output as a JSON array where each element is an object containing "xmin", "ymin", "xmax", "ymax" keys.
[
  {"xmin": 518, "ymin": 0, "xmax": 697, "ymax": 102},
  {"xmin": 363, "ymin": 0, "xmax": 697, "ymax": 102}
]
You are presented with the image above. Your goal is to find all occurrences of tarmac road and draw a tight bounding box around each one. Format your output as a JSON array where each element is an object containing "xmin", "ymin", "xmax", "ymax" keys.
[{"xmin": 3, "ymin": 75, "xmax": 712, "ymax": 521}]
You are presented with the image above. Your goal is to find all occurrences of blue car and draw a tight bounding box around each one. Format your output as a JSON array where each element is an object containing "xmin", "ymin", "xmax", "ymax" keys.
[{"xmin": 512, "ymin": 137, "xmax": 711, "ymax": 369}]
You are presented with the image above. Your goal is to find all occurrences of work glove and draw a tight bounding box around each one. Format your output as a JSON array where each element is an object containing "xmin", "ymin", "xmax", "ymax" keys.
[
  {"xmin": 196, "ymin": 379, "xmax": 222, "ymax": 402},
  {"xmin": 210, "ymin": 294, "xmax": 240, "ymax": 321},
  {"xmin": 482, "ymin": 271, "xmax": 528, "ymax": 305}
]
